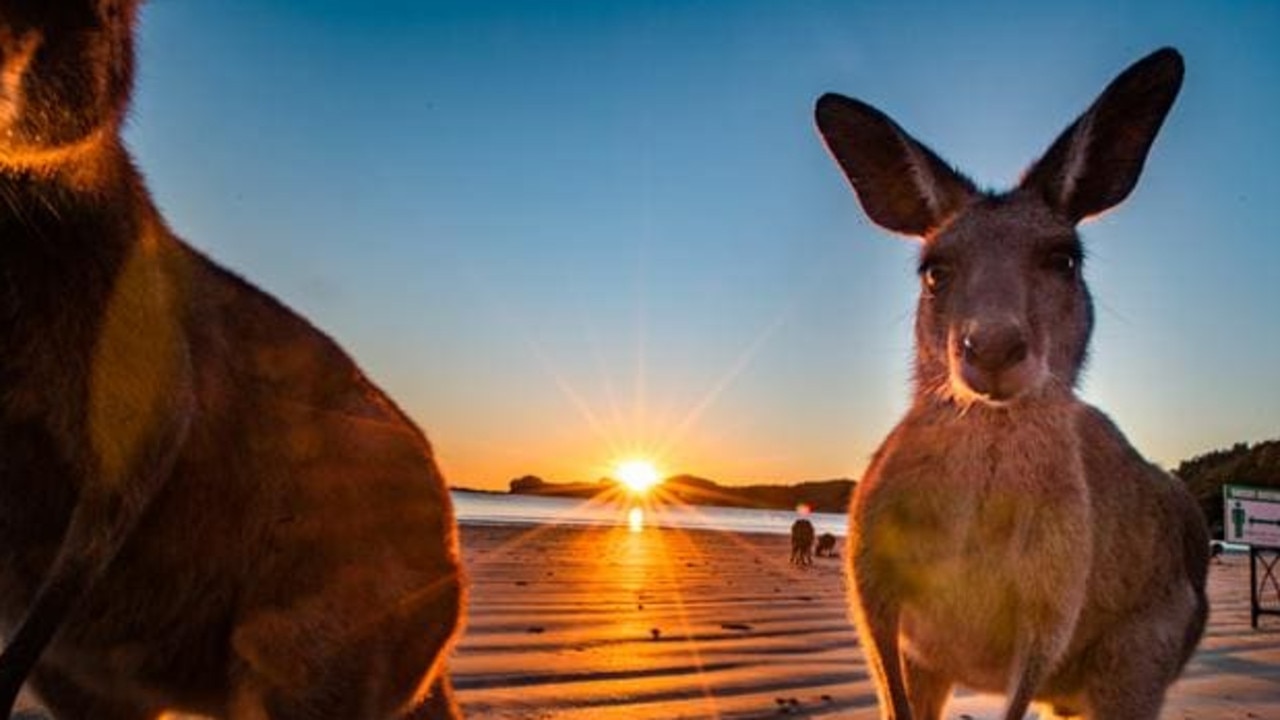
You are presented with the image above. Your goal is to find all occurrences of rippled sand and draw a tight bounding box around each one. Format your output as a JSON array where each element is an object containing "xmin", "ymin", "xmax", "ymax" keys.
[{"xmin": 454, "ymin": 524, "xmax": 1280, "ymax": 719}]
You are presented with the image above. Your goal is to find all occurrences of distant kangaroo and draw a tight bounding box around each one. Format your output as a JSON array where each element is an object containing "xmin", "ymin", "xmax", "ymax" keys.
[
  {"xmin": 815, "ymin": 48, "xmax": 1209, "ymax": 719},
  {"xmin": 0, "ymin": 2, "xmax": 462, "ymax": 718},
  {"xmin": 815, "ymin": 533, "xmax": 837, "ymax": 558},
  {"xmin": 790, "ymin": 519, "xmax": 816, "ymax": 566}
]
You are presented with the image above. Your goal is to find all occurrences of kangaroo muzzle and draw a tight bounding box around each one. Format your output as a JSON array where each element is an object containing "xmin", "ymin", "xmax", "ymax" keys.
[{"xmin": 952, "ymin": 320, "xmax": 1042, "ymax": 403}]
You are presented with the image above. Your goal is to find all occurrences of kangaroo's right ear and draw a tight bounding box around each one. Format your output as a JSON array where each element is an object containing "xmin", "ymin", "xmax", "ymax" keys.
[
  {"xmin": 1020, "ymin": 47, "xmax": 1184, "ymax": 224},
  {"xmin": 815, "ymin": 93, "xmax": 977, "ymax": 239}
]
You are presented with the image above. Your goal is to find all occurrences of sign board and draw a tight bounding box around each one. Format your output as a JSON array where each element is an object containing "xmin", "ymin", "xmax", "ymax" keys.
[{"xmin": 1224, "ymin": 484, "xmax": 1280, "ymax": 546}]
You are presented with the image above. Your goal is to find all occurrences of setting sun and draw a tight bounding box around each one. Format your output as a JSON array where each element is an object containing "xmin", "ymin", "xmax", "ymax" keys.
[{"xmin": 615, "ymin": 459, "xmax": 662, "ymax": 495}]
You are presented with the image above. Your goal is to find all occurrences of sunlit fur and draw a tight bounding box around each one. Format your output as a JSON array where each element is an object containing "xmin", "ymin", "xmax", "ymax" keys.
[
  {"xmin": 816, "ymin": 47, "xmax": 1209, "ymax": 720},
  {"xmin": 0, "ymin": 2, "xmax": 463, "ymax": 718}
]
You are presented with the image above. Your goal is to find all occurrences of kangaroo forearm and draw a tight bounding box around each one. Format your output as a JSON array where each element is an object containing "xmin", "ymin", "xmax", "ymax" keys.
[{"xmin": 0, "ymin": 552, "xmax": 91, "ymax": 716}]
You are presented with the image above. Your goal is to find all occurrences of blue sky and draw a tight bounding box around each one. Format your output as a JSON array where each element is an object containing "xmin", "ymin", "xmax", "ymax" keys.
[{"xmin": 129, "ymin": 0, "xmax": 1280, "ymax": 489}]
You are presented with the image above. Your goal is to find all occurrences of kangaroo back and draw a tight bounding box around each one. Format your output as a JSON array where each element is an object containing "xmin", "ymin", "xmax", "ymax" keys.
[
  {"xmin": 0, "ymin": 3, "xmax": 463, "ymax": 717},
  {"xmin": 815, "ymin": 48, "xmax": 1208, "ymax": 720}
]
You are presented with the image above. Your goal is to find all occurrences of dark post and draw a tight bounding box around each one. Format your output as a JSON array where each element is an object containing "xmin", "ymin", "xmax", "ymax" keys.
[
  {"xmin": 1253, "ymin": 545, "xmax": 1261, "ymax": 629},
  {"xmin": 1250, "ymin": 546, "xmax": 1280, "ymax": 629}
]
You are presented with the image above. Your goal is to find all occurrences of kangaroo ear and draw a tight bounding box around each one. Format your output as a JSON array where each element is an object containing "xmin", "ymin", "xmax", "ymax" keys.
[
  {"xmin": 1021, "ymin": 47, "xmax": 1184, "ymax": 224},
  {"xmin": 815, "ymin": 93, "xmax": 977, "ymax": 239}
]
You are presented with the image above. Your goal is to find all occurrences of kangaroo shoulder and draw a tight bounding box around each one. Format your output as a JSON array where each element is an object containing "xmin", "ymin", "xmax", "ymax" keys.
[{"xmin": 1075, "ymin": 404, "xmax": 1165, "ymax": 485}]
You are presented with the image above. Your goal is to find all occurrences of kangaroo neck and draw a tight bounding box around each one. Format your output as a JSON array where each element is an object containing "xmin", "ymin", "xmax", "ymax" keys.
[{"xmin": 902, "ymin": 394, "xmax": 1086, "ymax": 475}]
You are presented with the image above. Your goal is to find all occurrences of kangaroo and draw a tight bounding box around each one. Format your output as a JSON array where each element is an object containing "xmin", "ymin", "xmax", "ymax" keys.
[
  {"xmin": 815, "ymin": 532, "xmax": 837, "ymax": 558},
  {"xmin": 0, "ymin": 2, "xmax": 463, "ymax": 718},
  {"xmin": 790, "ymin": 519, "xmax": 816, "ymax": 566},
  {"xmin": 815, "ymin": 48, "xmax": 1209, "ymax": 719}
]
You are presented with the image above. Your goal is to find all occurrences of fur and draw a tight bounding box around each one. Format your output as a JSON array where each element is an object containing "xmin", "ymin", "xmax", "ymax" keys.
[
  {"xmin": 815, "ymin": 47, "xmax": 1209, "ymax": 720},
  {"xmin": 0, "ymin": 3, "xmax": 463, "ymax": 718}
]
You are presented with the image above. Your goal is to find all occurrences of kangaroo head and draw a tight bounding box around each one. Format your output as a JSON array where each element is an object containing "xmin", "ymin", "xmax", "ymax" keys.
[
  {"xmin": 816, "ymin": 48, "xmax": 1183, "ymax": 409},
  {"xmin": 0, "ymin": 0, "xmax": 139, "ymax": 167}
]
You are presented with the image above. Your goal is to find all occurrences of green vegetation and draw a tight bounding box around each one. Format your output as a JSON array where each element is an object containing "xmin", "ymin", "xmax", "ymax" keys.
[{"xmin": 1174, "ymin": 440, "xmax": 1280, "ymax": 538}]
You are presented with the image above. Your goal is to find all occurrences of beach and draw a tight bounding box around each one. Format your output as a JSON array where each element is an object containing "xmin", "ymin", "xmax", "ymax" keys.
[
  {"xmin": 453, "ymin": 523, "xmax": 1280, "ymax": 719},
  {"xmin": 13, "ymin": 521, "xmax": 1280, "ymax": 719}
]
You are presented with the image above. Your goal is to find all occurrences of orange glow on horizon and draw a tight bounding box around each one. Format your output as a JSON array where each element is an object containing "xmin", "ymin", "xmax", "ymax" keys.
[{"xmin": 427, "ymin": 284, "xmax": 810, "ymax": 491}]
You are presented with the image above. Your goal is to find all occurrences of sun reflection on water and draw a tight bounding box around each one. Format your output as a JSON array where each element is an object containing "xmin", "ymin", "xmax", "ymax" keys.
[{"xmin": 628, "ymin": 506, "xmax": 645, "ymax": 533}]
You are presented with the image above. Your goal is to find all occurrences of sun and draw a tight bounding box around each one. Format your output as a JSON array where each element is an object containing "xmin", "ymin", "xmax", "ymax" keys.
[{"xmin": 615, "ymin": 459, "xmax": 662, "ymax": 495}]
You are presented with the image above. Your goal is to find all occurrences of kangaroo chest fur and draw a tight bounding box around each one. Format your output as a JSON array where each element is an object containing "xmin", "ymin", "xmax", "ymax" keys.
[
  {"xmin": 853, "ymin": 400, "xmax": 1093, "ymax": 689},
  {"xmin": 0, "ymin": 181, "xmax": 131, "ymax": 613}
]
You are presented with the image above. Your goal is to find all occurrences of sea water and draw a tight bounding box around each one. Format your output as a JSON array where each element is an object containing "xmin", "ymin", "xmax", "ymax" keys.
[{"xmin": 450, "ymin": 490, "xmax": 847, "ymax": 537}]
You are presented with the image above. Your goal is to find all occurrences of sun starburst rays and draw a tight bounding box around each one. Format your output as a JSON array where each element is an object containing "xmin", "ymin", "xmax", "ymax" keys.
[{"xmin": 452, "ymin": 263, "xmax": 807, "ymax": 715}]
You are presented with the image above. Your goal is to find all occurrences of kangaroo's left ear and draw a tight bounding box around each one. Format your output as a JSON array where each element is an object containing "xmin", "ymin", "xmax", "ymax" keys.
[
  {"xmin": 1020, "ymin": 47, "xmax": 1184, "ymax": 225},
  {"xmin": 816, "ymin": 93, "xmax": 978, "ymax": 240}
]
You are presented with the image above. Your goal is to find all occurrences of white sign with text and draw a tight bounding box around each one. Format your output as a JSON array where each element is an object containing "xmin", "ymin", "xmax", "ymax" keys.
[{"xmin": 1224, "ymin": 484, "xmax": 1280, "ymax": 547}]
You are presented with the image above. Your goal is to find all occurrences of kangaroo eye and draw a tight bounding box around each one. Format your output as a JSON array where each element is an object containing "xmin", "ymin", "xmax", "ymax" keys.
[
  {"xmin": 1044, "ymin": 250, "xmax": 1081, "ymax": 277},
  {"xmin": 920, "ymin": 263, "xmax": 953, "ymax": 293}
]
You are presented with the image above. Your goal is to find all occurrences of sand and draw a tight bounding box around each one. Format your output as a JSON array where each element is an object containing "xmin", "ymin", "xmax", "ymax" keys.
[
  {"xmin": 452, "ymin": 523, "xmax": 1280, "ymax": 719},
  {"xmin": 13, "ymin": 522, "xmax": 1280, "ymax": 718}
]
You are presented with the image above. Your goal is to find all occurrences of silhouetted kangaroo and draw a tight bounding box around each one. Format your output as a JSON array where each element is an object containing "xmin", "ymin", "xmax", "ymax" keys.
[
  {"xmin": 816, "ymin": 48, "xmax": 1209, "ymax": 719},
  {"xmin": 815, "ymin": 533, "xmax": 837, "ymax": 558},
  {"xmin": 790, "ymin": 519, "xmax": 815, "ymax": 566},
  {"xmin": 0, "ymin": 2, "xmax": 462, "ymax": 718}
]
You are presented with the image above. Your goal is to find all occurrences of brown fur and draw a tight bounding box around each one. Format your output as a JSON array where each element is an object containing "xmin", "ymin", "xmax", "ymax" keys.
[
  {"xmin": 0, "ymin": 2, "xmax": 463, "ymax": 718},
  {"xmin": 815, "ymin": 48, "xmax": 1209, "ymax": 719}
]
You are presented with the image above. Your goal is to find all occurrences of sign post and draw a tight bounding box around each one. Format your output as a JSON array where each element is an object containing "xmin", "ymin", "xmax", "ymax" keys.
[{"xmin": 1224, "ymin": 484, "xmax": 1280, "ymax": 628}]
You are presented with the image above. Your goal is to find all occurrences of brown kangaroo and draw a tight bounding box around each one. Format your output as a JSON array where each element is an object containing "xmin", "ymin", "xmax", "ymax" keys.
[
  {"xmin": 815, "ymin": 532, "xmax": 837, "ymax": 558},
  {"xmin": 0, "ymin": 2, "xmax": 463, "ymax": 718},
  {"xmin": 815, "ymin": 48, "xmax": 1209, "ymax": 719},
  {"xmin": 790, "ymin": 519, "xmax": 816, "ymax": 566}
]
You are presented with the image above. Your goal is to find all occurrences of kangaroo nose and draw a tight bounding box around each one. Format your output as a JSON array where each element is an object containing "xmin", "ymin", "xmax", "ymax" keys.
[{"xmin": 962, "ymin": 324, "xmax": 1028, "ymax": 374}]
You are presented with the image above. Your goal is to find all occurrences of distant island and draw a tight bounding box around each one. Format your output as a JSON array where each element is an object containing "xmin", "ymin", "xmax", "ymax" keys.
[{"xmin": 456, "ymin": 474, "xmax": 855, "ymax": 514}]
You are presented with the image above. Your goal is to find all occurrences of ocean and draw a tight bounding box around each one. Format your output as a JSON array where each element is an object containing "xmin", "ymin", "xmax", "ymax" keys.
[{"xmin": 450, "ymin": 490, "xmax": 847, "ymax": 537}]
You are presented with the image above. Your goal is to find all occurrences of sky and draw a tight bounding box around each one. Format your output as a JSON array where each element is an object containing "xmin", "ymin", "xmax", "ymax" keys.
[{"xmin": 127, "ymin": 0, "xmax": 1280, "ymax": 490}]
